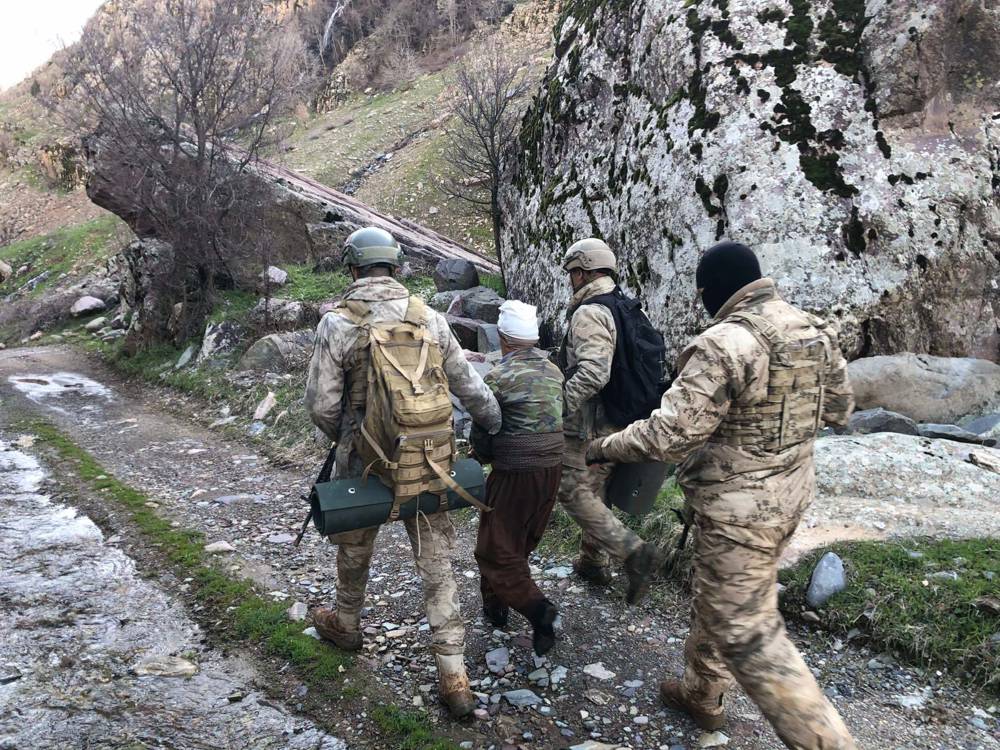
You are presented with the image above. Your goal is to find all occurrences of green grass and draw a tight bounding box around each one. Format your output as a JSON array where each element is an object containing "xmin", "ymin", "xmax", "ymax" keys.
[
  {"xmin": 283, "ymin": 265, "xmax": 352, "ymax": 303},
  {"xmin": 479, "ymin": 272, "xmax": 507, "ymax": 297},
  {"xmin": 0, "ymin": 215, "xmax": 122, "ymax": 297},
  {"xmin": 208, "ymin": 289, "xmax": 258, "ymax": 324},
  {"xmin": 371, "ymin": 706, "xmax": 462, "ymax": 750},
  {"xmin": 780, "ymin": 538, "xmax": 1000, "ymax": 692},
  {"xmin": 24, "ymin": 419, "xmax": 465, "ymax": 748}
]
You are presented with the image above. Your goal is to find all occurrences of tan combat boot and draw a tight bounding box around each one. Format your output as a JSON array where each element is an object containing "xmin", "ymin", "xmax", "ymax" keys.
[
  {"xmin": 436, "ymin": 654, "xmax": 477, "ymax": 718},
  {"xmin": 311, "ymin": 607, "xmax": 363, "ymax": 651},
  {"xmin": 659, "ymin": 679, "xmax": 727, "ymax": 731}
]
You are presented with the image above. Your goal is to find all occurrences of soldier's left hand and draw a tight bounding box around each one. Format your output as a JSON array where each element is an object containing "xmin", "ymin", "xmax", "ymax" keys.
[{"xmin": 585, "ymin": 439, "xmax": 611, "ymax": 465}]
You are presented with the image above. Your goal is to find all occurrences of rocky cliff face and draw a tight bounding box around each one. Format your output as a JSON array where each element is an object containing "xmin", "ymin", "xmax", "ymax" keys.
[{"xmin": 501, "ymin": 0, "xmax": 1000, "ymax": 361}]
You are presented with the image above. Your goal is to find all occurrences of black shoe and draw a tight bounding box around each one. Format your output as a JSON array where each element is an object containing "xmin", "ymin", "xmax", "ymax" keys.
[
  {"xmin": 483, "ymin": 600, "xmax": 510, "ymax": 629},
  {"xmin": 624, "ymin": 544, "xmax": 663, "ymax": 605},
  {"xmin": 529, "ymin": 599, "xmax": 558, "ymax": 656},
  {"xmin": 572, "ymin": 557, "xmax": 613, "ymax": 586}
]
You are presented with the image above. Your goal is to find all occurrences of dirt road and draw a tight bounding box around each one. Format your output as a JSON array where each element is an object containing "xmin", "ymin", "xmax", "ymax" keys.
[{"xmin": 0, "ymin": 346, "xmax": 996, "ymax": 750}]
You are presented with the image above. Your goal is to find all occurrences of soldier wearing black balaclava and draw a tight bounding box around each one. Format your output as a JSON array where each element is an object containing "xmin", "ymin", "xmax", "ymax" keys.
[{"xmin": 587, "ymin": 241, "xmax": 859, "ymax": 749}]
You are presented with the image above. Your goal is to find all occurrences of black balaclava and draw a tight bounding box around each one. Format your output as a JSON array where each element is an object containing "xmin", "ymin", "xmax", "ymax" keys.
[{"xmin": 695, "ymin": 241, "xmax": 762, "ymax": 317}]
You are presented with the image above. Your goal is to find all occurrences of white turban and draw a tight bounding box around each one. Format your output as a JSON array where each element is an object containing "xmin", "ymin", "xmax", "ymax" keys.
[{"xmin": 497, "ymin": 300, "xmax": 539, "ymax": 343}]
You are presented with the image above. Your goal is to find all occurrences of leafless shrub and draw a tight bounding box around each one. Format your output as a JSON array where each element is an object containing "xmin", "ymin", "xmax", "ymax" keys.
[
  {"xmin": 51, "ymin": 0, "xmax": 314, "ymax": 351},
  {"xmin": 441, "ymin": 40, "xmax": 531, "ymax": 267}
]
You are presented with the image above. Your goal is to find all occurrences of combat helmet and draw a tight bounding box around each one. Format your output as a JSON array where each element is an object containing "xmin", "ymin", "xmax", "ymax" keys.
[
  {"xmin": 562, "ymin": 238, "xmax": 617, "ymax": 274},
  {"xmin": 342, "ymin": 226, "xmax": 404, "ymax": 268}
]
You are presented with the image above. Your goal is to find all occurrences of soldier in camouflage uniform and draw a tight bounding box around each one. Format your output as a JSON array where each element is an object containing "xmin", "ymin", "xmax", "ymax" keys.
[
  {"xmin": 557, "ymin": 238, "xmax": 662, "ymax": 603},
  {"xmin": 587, "ymin": 242, "xmax": 857, "ymax": 749},
  {"xmin": 471, "ymin": 301, "xmax": 565, "ymax": 655},
  {"xmin": 305, "ymin": 227, "xmax": 502, "ymax": 718}
]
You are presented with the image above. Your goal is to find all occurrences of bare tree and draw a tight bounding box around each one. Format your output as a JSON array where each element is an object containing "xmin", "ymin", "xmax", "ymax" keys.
[
  {"xmin": 442, "ymin": 40, "xmax": 530, "ymax": 270},
  {"xmin": 54, "ymin": 0, "xmax": 313, "ymax": 351}
]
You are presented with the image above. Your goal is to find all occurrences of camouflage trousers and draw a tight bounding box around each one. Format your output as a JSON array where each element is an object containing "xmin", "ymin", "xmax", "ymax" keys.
[
  {"xmin": 328, "ymin": 512, "xmax": 465, "ymax": 657},
  {"xmin": 682, "ymin": 513, "xmax": 857, "ymax": 750},
  {"xmin": 557, "ymin": 440, "xmax": 642, "ymax": 568}
]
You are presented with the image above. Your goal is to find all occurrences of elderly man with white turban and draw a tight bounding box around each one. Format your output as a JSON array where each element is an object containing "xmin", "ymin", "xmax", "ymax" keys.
[{"xmin": 470, "ymin": 300, "xmax": 566, "ymax": 655}]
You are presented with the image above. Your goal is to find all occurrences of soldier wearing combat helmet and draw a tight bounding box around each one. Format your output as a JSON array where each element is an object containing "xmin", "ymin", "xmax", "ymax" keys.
[
  {"xmin": 587, "ymin": 241, "xmax": 857, "ymax": 749},
  {"xmin": 556, "ymin": 238, "xmax": 663, "ymax": 604},
  {"xmin": 305, "ymin": 226, "xmax": 502, "ymax": 718}
]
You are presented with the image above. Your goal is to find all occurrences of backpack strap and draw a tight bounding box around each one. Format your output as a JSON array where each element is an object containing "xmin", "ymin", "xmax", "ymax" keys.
[
  {"xmin": 422, "ymin": 438, "xmax": 492, "ymax": 514},
  {"xmin": 724, "ymin": 311, "xmax": 792, "ymax": 366}
]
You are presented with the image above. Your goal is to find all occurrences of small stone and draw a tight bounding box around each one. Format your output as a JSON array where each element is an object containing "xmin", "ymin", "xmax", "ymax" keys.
[
  {"xmin": 254, "ymin": 391, "xmax": 277, "ymax": 421},
  {"xmin": 634, "ymin": 715, "xmax": 650, "ymax": 725},
  {"xmin": 697, "ymin": 731, "xmax": 730, "ymax": 748},
  {"xmin": 287, "ymin": 602, "xmax": 308, "ymax": 621},
  {"xmin": 550, "ymin": 665, "xmax": 568, "ymax": 685},
  {"xmin": 84, "ymin": 317, "xmax": 108, "ymax": 332},
  {"xmin": 806, "ymin": 552, "xmax": 847, "ymax": 608},
  {"xmin": 204, "ymin": 541, "xmax": 236, "ymax": 553},
  {"xmin": 175, "ymin": 345, "xmax": 197, "ymax": 370},
  {"xmin": 261, "ymin": 266, "xmax": 289, "ymax": 287},
  {"xmin": 802, "ymin": 611, "xmax": 821, "ymax": 623},
  {"xmin": 70, "ymin": 295, "xmax": 106, "ymax": 317},
  {"xmin": 528, "ymin": 668, "xmax": 549, "ymax": 682},
  {"xmin": 503, "ymin": 689, "xmax": 542, "ymax": 707},
  {"xmin": 583, "ymin": 662, "xmax": 616, "ymax": 681},
  {"xmin": 302, "ymin": 627, "xmax": 321, "ymax": 640},
  {"xmin": 473, "ymin": 708, "xmax": 489, "ymax": 720},
  {"xmin": 133, "ymin": 656, "xmax": 198, "ymax": 678},
  {"xmin": 486, "ymin": 646, "xmax": 510, "ymax": 674},
  {"xmin": 268, "ymin": 533, "xmax": 296, "ymax": 544}
]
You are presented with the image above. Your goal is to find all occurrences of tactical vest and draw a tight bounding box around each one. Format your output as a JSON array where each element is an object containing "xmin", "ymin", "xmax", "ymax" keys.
[
  {"xmin": 336, "ymin": 296, "xmax": 490, "ymax": 520},
  {"xmin": 711, "ymin": 311, "xmax": 830, "ymax": 452}
]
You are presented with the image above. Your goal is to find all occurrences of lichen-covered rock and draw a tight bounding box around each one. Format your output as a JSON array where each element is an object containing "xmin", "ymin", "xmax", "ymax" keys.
[
  {"xmin": 197, "ymin": 320, "xmax": 246, "ymax": 363},
  {"xmin": 238, "ymin": 329, "xmax": 315, "ymax": 373},
  {"xmin": 501, "ymin": 0, "xmax": 1000, "ymax": 363},
  {"xmin": 248, "ymin": 297, "xmax": 319, "ymax": 332}
]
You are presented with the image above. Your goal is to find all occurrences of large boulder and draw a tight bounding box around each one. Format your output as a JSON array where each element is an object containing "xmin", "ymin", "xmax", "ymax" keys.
[
  {"xmin": 808, "ymin": 434, "xmax": 1000, "ymax": 543},
  {"xmin": 844, "ymin": 408, "xmax": 919, "ymax": 437},
  {"xmin": 849, "ymin": 354, "xmax": 1000, "ymax": 423},
  {"xmin": 237, "ymin": 330, "xmax": 316, "ymax": 373},
  {"xmin": 501, "ymin": 0, "xmax": 1000, "ymax": 363},
  {"xmin": 260, "ymin": 266, "xmax": 289, "ymax": 288},
  {"xmin": 457, "ymin": 286, "xmax": 506, "ymax": 324},
  {"xmin": 248, "ymin": 297, "xmax": 319, "ymax": 332},
  {"xmin": 445, "ymin": 315, "xmax": 482, "ymax": 351},
  {"xmin": 197, "ymin": 320, "xmax": 246, "ymax": 363},
  {"xmin": 70, "ymin": 296, "xmax": 106, "ymax": 317},
  {"xmin": 434, "ymin": 259, "xmax": 480, "ymax": 292}
]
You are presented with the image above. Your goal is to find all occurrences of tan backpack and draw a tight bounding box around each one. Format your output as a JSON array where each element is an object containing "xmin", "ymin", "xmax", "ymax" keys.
[{"xmin": 338, "ymin": 296, "xmax": 489, "ymax": 520}]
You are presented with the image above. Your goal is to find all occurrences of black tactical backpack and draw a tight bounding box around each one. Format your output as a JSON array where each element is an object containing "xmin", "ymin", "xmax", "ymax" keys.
[{"xmin": 583, "ymin": 288, "xmax": 668, "ymax": 427}]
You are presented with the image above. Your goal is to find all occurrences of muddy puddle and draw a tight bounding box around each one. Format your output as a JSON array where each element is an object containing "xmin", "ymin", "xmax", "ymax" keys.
[{"xmin": 0, "ymin": 437, "xmax": 346, "ymax": 750}]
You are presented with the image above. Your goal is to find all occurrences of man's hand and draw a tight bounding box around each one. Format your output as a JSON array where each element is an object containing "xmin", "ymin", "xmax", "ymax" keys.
[{"xmin": 585, "ymin": 438, "xmax": 611, "ymax": 465}]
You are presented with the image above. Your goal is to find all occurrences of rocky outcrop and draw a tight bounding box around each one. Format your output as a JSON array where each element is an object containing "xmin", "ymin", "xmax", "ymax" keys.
[
  {"xmin": 849, "ymin": 354, "xmax": 1000, "ymax": 423},
  {"xmin": 501, "ymin": 0, "xmax": 1000, "ymax": 362}
]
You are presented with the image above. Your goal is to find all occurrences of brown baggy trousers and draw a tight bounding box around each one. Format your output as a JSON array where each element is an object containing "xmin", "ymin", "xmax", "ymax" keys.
[{"xmin": 474, "ymin": 465, "xmax": 562, "ymax": 618}]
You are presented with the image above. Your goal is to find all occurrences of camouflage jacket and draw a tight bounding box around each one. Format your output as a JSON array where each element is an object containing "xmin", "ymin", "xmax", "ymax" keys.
[
  {"xmin": 599, "ymin": 279, "xmax": 854, "ymax": 526},
  {"xmin": 471, "ymin": 347, "xmax": 565, "ymax": 469},
  {"xmin": 305, "ymin": 277, "xmax": 502, "ymax": 478},
  {"xmin": 485, "ymin": 347, "xmax": 564, "ymax": 436},
  {"xmin": 561, "ymin": 275, "xmax": 618, "ymax": 465}
]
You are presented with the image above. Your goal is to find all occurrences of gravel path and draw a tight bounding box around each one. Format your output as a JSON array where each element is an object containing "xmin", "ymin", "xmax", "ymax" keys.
[{"xmin": 0, "ymin": 346, "xmax": 997, "ymax": 750}]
